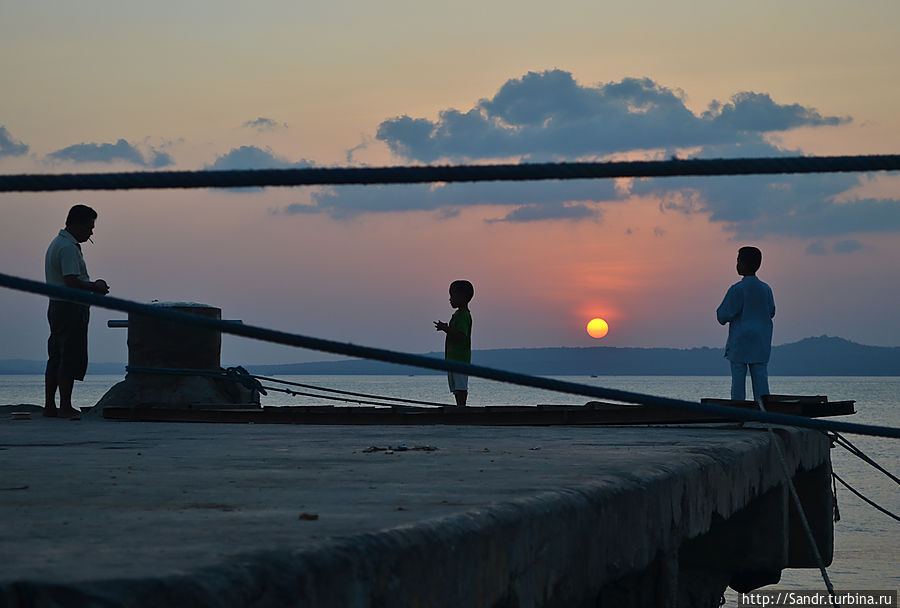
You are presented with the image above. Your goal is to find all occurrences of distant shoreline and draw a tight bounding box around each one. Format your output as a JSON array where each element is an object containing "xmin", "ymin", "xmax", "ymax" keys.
[{"xmin": 3, "ymin": 336, "xmax": 899, "ymax": 377}]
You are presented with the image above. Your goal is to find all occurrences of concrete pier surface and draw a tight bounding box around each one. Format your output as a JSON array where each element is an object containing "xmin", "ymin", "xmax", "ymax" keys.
[{"xmin": 0, "ymin": 406, "xmax": 833, "ymax": 607}]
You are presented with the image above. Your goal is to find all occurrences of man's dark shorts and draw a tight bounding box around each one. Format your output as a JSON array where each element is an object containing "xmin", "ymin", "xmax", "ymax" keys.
[{"xmin": 47, "ymin": 301, "xmax": 90, "ymax": 382}]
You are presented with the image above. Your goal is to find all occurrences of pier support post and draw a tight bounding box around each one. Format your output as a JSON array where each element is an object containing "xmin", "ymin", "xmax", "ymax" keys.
[{"xmin": 787, "ymin": 462, "xmax": 834, "ymax": 568}]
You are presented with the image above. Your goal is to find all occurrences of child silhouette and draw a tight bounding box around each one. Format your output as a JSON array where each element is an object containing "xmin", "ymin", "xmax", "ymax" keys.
[{"xmin": 434, "ymin": 280, "xmax": 474, "ymax": 406}]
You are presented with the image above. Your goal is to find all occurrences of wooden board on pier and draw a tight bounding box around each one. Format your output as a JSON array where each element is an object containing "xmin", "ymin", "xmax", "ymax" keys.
[{"xmin": 101, "ymin": 394, "xmax": 855, "ymax": 426}]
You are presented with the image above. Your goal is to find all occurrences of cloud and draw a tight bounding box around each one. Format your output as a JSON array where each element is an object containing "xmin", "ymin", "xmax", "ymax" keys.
[
  {"xmin": 345, "ymin": 139, "xmax": 371, "ymax": 164},
  {"xmin": 806, "ymin": 240, "xmax": 827, "ymax": 255},
  {"xmin": 834, "ymin": 239, "xmax": 863, "ymax": 253},
  {"xmin": 485, "ymin": 202, "xmax": 599, "ymax": 223},
  {"xmin": 639, "ymin": 139, "xmax": 900, "ymax": 238},
  {"xmin": 0, "ymin": 126, "xmax": 28, "ymax": 158},
  {"xmin": 46, "ymin": 139, "xmax": 173, "ymax": 167},
  {"xmin": 278, "ymin": 69, "xmax": 889, "ymax": 236},
  {"xmin": 375, "ymin": 70, "xmax": 848, "ymax": 163},
  {"xmin": 281, "ymin": 178, "xmax": 618, "ymax": 220},
  {"xmin": 806, "ymin": 239, "xmax": 864, "ymax": 255},
  {"xmin": 735, "ymin": 197, "xmax": 900, "ymax": 238},
  {"xmin": 241, "ymin": 117, "xmax": 288, "ymax": 132},
  {"xmin": 658, "ymin": 171, "xmax": 900, "ymax": 238},
  {"xmin": 206, "ymin": 145, "xmax": 312, "ymax": 171},
  {"xmin": 205, "ymin": 145, "xmax": 315, "ymax": 192},
  {"xmin": 702, "ymin": 91, "xmax": 848, "ymax": 132}
]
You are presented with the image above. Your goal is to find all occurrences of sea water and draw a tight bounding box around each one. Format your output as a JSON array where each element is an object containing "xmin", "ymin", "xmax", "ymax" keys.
[{"xmin": 1, "ymin": 374, "xmax": 897, "ymax": 601}]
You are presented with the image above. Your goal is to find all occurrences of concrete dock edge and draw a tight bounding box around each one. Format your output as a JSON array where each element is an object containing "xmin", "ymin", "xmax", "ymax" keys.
[{"xmin": 0, "ymin": 416, "xmax": 832, "ymax": 608}]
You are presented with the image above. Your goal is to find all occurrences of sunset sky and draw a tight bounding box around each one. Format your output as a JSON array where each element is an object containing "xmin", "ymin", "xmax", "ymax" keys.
[{"xmin": 1, "ymin": 0, "xmax": 899, "ymax": 366}]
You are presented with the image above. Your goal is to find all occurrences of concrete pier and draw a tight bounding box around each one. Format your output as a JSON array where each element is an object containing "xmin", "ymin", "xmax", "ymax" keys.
[{"xmin": 0, "ymin": 407, "xmax": 832, "ymax": 607}]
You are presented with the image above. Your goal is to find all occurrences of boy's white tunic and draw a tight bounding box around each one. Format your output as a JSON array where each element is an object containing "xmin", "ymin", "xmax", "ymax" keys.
[{"xmin": 716, "ymin": 276, "xmax": 776, "ymax": 364}]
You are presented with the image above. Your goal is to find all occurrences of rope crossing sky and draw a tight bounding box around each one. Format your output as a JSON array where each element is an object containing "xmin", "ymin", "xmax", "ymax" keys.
[
  {"xmin": 1, "ymin": 154, "xmax": 899, "ymax": 192},
  {"xmin": 3, "ymin": 271, "xmax": 900, "ymax": 440}
]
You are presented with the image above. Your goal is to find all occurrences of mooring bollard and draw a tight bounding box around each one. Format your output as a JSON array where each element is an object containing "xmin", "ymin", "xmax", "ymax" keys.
[
  {"xmin": 126, "ymin": 302, "xmax": 223, "ymax": 371},
  {"xmin": 91, "ymin": 302, "xmax": 260, "ymax": 415}
]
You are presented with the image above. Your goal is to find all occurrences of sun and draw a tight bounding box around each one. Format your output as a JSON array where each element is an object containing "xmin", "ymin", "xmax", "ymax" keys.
[{"xmin": 586, "ymin": 318, "xmax": 609, "ymax": 339}]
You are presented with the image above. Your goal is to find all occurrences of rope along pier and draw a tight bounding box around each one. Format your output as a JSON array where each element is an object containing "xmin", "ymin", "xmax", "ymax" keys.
[
  {"xmin": 2, "ymin": 154, "xmax": 900, "ymax": 192},
  {"xmin": 3, "ymin": 271, "xmax": 900, "ymax": 440},
  {"xmin": 125, "ymin": 365, "xmax": 450, "ymax": 408}
]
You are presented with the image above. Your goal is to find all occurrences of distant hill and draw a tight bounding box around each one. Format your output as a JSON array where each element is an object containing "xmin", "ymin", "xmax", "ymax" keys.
[
  {"xmin": 772, "ymin": 336, "xmax": 900, "ymax": 375},
  {"xmin": 2, "ymin": 336, "xmax": 898, "ymax": 376}
]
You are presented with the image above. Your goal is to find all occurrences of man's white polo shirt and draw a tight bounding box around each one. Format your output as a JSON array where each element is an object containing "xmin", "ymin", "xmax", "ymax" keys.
[{"xmin": 45, "ymin": 229, "xmax": 89, "ymax": 300}]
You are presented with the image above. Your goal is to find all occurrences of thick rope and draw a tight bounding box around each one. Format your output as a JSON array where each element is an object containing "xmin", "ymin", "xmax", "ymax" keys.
[
  {"xmin": 830, "ymin": 432, "xmax": 900, "ymax": 486},
  {"xmin": 261, "ymin": 387, "xmax": 424, "ymax": 408},
  {"xmin": 1, "ymin": 155, "xmax": 899, "ymax": 192},
  {"xmin": 126, "ymin": 365, "xmax": 267, "ymax": 394},
  {"xmin": 4, "ymin": 271, "xmax": 900, "ymax": 439},
  {"xmin": 251, "ymin": 374, "xmax": 449, "ymax": 407},
  {"xmin": 828, "ymin": 431, "xmax": 900, "ymax": 522},
  {"xmin": 127, "ymin": 365, "xmax": 448, "ymax": 407},
  {"xmin": 832, "ymin": 472, "xmax": 900, "ymax": 523}
]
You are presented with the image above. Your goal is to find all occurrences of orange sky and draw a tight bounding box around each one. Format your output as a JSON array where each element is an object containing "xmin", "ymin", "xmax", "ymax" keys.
[{"xmin": 1, "ymin": 1, "xmax": 899, "ymax": 365}]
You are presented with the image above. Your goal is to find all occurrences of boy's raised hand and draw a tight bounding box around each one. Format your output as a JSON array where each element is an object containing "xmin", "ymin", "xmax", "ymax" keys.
[{"xmin": 434, "ymin": 320, "xmax": 448, "ymax": 332}]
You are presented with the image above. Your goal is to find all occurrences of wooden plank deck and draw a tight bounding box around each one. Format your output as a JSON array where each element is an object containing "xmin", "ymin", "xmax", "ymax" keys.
[{"xmin": 101, "ymin": 395, "xmax": 855, "ymax": 425}]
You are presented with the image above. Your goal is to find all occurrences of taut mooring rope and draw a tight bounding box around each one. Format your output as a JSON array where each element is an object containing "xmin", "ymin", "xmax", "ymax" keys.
[
  {"xmin": 1, "ymin": 154, "xmax": 899, "ymax": 192},
  {"xmin": 3, "ymin": 272, "xmax": 900, "ymax": 440}
]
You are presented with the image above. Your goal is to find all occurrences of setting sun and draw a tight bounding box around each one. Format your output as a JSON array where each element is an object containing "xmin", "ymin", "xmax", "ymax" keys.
[{"xmin": 586, "ymin": 318, "xmax": 609, "ymax": 339}]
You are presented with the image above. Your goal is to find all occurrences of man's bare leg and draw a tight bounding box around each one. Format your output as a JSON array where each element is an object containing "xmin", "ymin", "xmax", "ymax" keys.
[
  {"xmin": 453, "ymin": 390, "xmax": 468, "ymax": 406},
  {"xmin": 44, "ymin": 372, "xmax": 58, "ymax": 417},
  {"xmin": 58, "ymin": 377, "xmax": 78, "ymax": 418}
]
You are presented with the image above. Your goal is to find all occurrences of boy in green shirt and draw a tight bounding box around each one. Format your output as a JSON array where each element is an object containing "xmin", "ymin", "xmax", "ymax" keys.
[{"xmin": 434, "ymin": 280, "xmax": 474, "ymax": 406}]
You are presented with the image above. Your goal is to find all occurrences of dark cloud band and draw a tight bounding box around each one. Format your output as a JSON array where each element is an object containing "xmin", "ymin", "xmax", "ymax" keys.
[
  {"xmin": 0, "ymin": 126, "xmax": 29, "ymax": 158},
  {"xmin": 376, "ymin": 71, "xmax": 848, "ymax": 163},
  {"xmin": 47, "ymin": 139, "xmax": 172, "ymax": 168}
]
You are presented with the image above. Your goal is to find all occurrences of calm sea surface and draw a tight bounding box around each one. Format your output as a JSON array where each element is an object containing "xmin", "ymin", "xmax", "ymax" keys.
[{"xmin": 2, "ymin": 374, "xmax": 897, "ymax": 601}]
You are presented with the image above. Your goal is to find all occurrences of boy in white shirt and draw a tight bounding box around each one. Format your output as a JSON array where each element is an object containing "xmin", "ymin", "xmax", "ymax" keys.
[{"xmin": 716, "ymin": 246, "xmax": 775, "ymax": 401}]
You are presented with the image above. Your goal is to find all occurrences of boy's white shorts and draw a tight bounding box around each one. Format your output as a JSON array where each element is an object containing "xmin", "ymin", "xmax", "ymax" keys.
[{"xmin": 447, "ymin": 372, "xmax": 468, "ymax": 393}]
